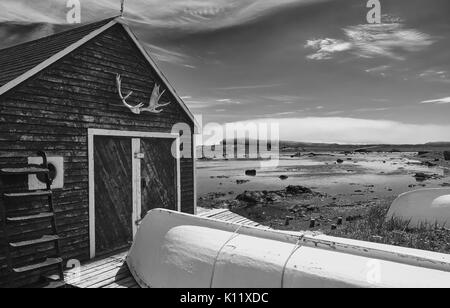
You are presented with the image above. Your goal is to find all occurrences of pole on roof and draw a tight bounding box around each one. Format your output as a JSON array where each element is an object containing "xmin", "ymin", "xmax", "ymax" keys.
[{"xmin": 120, "ymin": 0, "xmax": 125, "ymax": 17}]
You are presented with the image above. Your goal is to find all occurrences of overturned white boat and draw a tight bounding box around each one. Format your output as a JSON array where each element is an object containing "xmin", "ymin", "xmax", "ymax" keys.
[
  {"xmin": 387, "ymin": 188, "xmax": 450, "ymax": 228},
  {"xmin": 127, "ymin": 209, "xmax": 450, "ymax": 288}
]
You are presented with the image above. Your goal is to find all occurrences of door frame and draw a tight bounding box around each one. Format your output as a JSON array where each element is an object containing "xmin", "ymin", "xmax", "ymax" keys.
[{"xmin": 88, "ymin": 128, "xmax": 181, "ymax": 259}]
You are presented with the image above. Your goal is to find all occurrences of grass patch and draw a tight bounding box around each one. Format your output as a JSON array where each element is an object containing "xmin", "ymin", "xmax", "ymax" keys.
[{"xmin": 327, "ymin": 204, "xmax": 450, "ymax": 254}]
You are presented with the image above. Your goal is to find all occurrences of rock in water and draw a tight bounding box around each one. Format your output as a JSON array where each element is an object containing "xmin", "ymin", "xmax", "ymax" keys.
[
  {"xmin": 444, "ymin": 151, "xmax": 450, "ymax": 161},
  {"xmin": 245, "ymin": 169, "xmax": 257, "ymax": 176},
  {"xmin": 414, "ymin": 172, "xmax": 432, "ymax": 181},
  {"xmin": 236, "ymin": 180, "xmax": 250, "ymax": 185},
  {"xmin": 337, "ymin": 159, "xmax": 344, "ymax": 164},
  {"xmin": 279, "ymin": 175, "xmax": 289, "ymax": 180},
  {"xmin": 286, "ymin": 185, "xmax": 313, "ymax": 195}
]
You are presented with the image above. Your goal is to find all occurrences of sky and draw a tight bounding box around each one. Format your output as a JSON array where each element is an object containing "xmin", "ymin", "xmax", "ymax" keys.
[{"xmin": 0, "ymin": 0, "xmax": 450, "ymax": 144}]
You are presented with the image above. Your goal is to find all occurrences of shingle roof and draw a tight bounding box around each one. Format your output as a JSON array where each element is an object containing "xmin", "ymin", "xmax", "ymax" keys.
[
  {"xmin": 0, "ymin": 16, "xmax": 199, "ymax": 130},
  {"xmin": 0, "ymin": 17, "xmax": 117, "ymax": 88}
]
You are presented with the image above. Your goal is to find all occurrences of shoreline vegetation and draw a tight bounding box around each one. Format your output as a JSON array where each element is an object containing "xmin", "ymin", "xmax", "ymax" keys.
[{"xmin": 198, "ymin": 148, "xmax": 450, "ymax": 254}]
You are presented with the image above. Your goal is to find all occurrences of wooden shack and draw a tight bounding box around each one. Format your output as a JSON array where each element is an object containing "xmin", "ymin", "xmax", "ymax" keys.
[{"xmin": 0, "ymin": 17, "xmax": 198, "ymax": 287}]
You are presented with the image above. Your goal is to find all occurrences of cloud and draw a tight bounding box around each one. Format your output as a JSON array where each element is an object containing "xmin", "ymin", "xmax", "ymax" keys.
[
  {"xmin": 305, "ymin": 38, "xmax": 352, "ymax": 60},
  {"xmin": 144, "ymin": 43, "xmax": 196, "ymax": 68},
  {"xmin": 216, "ymin": 98, "xmax": 241, "ymax": 104},
  {"xmin": 365, "ymin": 65, "xmax": 391, "ymax": 77},
  {"xmin": 231, "ymin": 117, "xmax": 450, "ymax": 144},
  {"xmin": 306, "ymin": 22, "xmax": 434, "ymax": 61},
  {"xmin": 420, "ymin": 97, "xmax": 450, "ymax": 104},
  {"xmin": 0, "ymin": 0, "xmax": 327, "ymax": 31},
  {"xmin": 214, "ymin": 83, "xmax": 281, "ymax": 90},
  {"xmin": 184, "ymin": 99, "xmax": 213, "ymax": 109},
  {"xmin": 185, "ymin": 96, "xmax": 243, "ymax": 109},
  {"xmin": 265, "ymin": 111, "xmax": 297, "ymax": 117},
  {"xmin": 354, "ymin": 107, "xmax": 390, "ymax": 112},
  {"xmin": 418, "ymin": 70, "xmax": 450, "ymax": 84},
  {"xmin": 345, "ymin": 23, "xmax": 434, "ymax": 60}
]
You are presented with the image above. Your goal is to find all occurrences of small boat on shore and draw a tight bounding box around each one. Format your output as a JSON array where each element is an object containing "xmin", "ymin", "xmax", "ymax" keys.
[
  {"xmin": 127, "ymin": 209, "xmax": 450, "ymax": 288},
  {"xmin": 387, "ymin": 188, "xmax": 450, "ymax": 228}
]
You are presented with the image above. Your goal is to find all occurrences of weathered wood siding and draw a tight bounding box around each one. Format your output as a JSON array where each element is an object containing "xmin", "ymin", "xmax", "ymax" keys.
[{"xmin": 0, "ymin": 24, "xmax": 195, "ymax": 287}]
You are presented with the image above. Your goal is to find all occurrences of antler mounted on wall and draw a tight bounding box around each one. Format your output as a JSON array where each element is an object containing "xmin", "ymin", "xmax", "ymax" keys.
[{"xmin": 116, "ymin": 74, "xmax": 171, "ymax": 114}]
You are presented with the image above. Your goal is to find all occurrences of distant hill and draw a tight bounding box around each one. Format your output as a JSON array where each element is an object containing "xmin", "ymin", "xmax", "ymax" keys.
[
  {"xmin": 198, "ymin": 139, "xmax": 450, "ymax": 156},
  {"xmin": 425, "ymin": 142, "xmax": 450, "ymax": 146}
]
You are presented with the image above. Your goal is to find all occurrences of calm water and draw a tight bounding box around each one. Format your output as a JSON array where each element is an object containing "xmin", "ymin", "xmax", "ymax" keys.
[{"xmin": 197, "ymin": 152, "xmax": 450, "ymax": 201}]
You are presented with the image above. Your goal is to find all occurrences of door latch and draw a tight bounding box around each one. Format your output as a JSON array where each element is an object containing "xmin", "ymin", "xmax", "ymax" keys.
[{"xmin": 134, "ymin": 153, "xmax": 145, "ymax": 159}]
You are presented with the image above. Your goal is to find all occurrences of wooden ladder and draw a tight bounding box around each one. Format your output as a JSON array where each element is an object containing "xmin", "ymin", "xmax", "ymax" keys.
[{"xmin": 1, "ymin": 151, "xmax": 65, "ymax": 288}]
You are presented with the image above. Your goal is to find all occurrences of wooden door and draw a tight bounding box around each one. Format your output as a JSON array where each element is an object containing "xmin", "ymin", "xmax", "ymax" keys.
[
  {"xmin": 94, "ymin": 136, "xmax": 133, "ymax": 256},
  {"xmin": 140, "ymin": 138, "xmax": 177, "ymax": 219}
]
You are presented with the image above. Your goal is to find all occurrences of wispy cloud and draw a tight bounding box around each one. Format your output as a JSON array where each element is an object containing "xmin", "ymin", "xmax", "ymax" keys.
[
  {"xmin": 214, "ymin": 83, "xmax": 281, "ymax": 90},
  {"xmin": 266, "ymin": 95, "xmax": 310, "ymax": 101},
  {"xmin": 354, "ymin": 107, "xmax": 390, "ymax": 112},
  {"xmin": 420, "ymin": 97, "xmax": 450, "ymax": 104},
  {"xmin": 418, "ymin": 70, "xmax": 450, "ymax": 84},
  {"xmin": 144, "ymin": 43, "xmax": 196, "ymax": 68},
  {"xmin": 265, "ymin": 111, "xmax": 297, "ymax": 117},
  {"xmin": 216, "ymin": 98, "xmax": 241, "ymax": 104},
  {"xmin": 0, "ymin": 0, "xmax": 327, "ymax": 31},
  {"xmin": 365, "ymin": 65, "xmax": 391, "ymax": 77},
  {"xmin": 306, "ymin": 21, "xmax": 434, "ymax": 61},
  {"xmin": 305, "ymin": 38, "xmax": 352, "ymax": 60},
  {"xmin": 184, "ymin": 96, "xmax": 243, "ymax": 109}
]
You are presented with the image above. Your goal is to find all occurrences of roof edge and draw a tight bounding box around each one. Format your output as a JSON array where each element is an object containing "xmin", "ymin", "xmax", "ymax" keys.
[{"xmin": 0, "ymin": 18, "xmax": 120, "ymax": 98}]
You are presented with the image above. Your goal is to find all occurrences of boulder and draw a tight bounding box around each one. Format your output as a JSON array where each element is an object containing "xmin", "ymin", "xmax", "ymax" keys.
[
  {"xmin": 421, "ymin": 161, "xmax": 437, "ymax": 167},
  {"xmin": 286, "ymin": 185, "xmax": 313, "ymax": 195},
  {"xmin": 236, "ymin": 191, "xmax": 265, "ymax": 204},
  {"xmin": 245, "ymin": 169, "xmax": 257, "ymax": 176},
  {"xmin": 444, "ymin": 151, "xmax": 450, "ymax": 161},
  {"xmin": 236, "ymin": 179, "xmax": 250, "ymax": 185},
  {"xmin": 414, "ymin": 173, "xmax": 432, "ymax": 181}
]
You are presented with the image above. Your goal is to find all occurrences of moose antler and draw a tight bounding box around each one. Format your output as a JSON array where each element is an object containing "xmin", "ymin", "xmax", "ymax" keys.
[
  {"xmin": 139, "ymin": 83, "xmax": 171, "ymax": 114},
  {"xmin": 115, "ymin": 74, "xmax": 171, "ymax": 114},
  {"xmin": 116, "ymin": 74, "xmax": 144, "ymax": 114}
]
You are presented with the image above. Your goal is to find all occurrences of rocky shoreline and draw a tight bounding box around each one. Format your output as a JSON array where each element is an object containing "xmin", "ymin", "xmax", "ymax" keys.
[
  {"xmin": 198, "ymin": 184, "xmax": 390, "ymax": 231},
  {"xmin": 197, "ymin": 150, "xmax": 450, "ymax": 253}
]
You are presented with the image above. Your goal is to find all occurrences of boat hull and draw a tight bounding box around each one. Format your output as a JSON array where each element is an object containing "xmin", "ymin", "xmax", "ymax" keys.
[
  {"xmin": 387, "ymin": 188, "xmax": 450, "ymax": 228},
  {"xmin": 127, "ymin": 209, "xmax": 450, "ymax": 288}
]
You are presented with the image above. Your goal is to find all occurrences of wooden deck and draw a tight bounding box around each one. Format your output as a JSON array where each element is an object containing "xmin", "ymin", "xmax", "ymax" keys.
[
  {"xmin": 64, "ymin": 251, "xmax": 139, "ymax": 288},
  {"xmin": 64, "ymin": 209, "xmax": 261, "ymax": 288}
]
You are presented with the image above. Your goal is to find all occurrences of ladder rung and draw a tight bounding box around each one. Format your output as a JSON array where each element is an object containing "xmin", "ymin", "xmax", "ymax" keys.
[
  {"xmin": 4, "ymin": 190, "xmax": 52, "ymax": 198},
  {"xmin": 10, "ymin": 235, "xmax": 59, "ymax": 248},
  {"xmin": 0, "ymin": 167, "xmax": 49, "ymax": 175},
  {"xmin": 44, "ymin": 274, "xmax": 62, "ymax": 282},
  {"xmin": 13, "ymin": 258, "xmax": 63, "ymax": 273},
  {"xmin": 7, "ymin": 212, "xmax": 54, "ymax": 222},
  {"xmin": 42, "ymin": 280, "xmax": 66, "ymax": 289}
]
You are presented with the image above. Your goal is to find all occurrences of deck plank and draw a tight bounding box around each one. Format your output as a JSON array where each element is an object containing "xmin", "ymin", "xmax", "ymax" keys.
[{"xmin": 65, "ymin": 210, "xmax": 262, "ymax": 288}]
